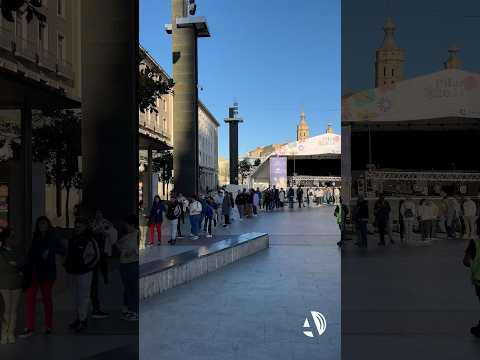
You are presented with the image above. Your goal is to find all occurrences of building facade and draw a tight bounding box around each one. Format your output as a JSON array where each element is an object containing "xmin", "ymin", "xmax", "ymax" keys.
[
  {"xmin": 198, "ymin": 101, "xmax": 219, "ymax": 192},
  {"xmin": 0, "ymin": 0, "xmax": 81, "ymax": 99}
]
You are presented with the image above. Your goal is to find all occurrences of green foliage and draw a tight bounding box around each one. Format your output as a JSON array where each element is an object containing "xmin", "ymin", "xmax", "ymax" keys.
[
  {"xmin": 138, "ymin": 51, "xmax": 174, "ymax": 113},
  {"xmin": 254, "ymin": 158, "xmax": 261, "ymax": 166},
  {"xmin": 152, "ymin": 151, "xmax": 174, "ymax": 183},
  {"xmin": 238, "ymin": 159, "xmax": 252, "ymax": 184},
  {"xmin": 1, "ymin": 0, "xmax": 46, "ymax": 23},
  {"xmin": 32, "ymin": 109, "xmax": 81, "ymax": 188}
]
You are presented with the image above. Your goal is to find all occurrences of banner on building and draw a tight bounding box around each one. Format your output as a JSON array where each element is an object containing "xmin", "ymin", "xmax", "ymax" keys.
[{"xmin": 269, "ymin": 156, "xmax": 287, "ymax": 189}]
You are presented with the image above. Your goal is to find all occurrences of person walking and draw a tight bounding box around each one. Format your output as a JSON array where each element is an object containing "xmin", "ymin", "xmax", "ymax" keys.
[
  {"xmin": 400, "ymin": 197, "xmax": 417, "ymax": 244},
  {"xmin": 20, "ymin": 216, "xmax": 65, "ymax": 338},
  {"xmin": 463, "ymin": 197, "xmax": 477, "ymax": 239},
  {"xmin": 374, "ymin": 194, "xmax": 391, "ymax": 246},
  {"xmin": 63, "ymin": 217, "xmax": 100, "ymax": 333},
  {"xmin": 463, "ymin": 237, "xmax": 480, "ymax": 338},
  {"xmin": 147, "ymin": 195, "xmax": 164, "ymax": 246},
  {"xmin": 188, "ymin": 195, "xmax": 202, "ymax": 239},
  {"xmin": 0, "ymin": 228, "xmax": 23, "ymax": 344},
  {"xmin": 117, "ymin": 215, "xmax": 139, "ymax": 321},
  {"xmin": 355, "ymin": 195, "xmax": 369, "ymax": 248},
  {"xmin": 166, "ymin": 195, "xmax": 182, "ymax": 245},
  {"xmin": 222, "ymin": 191, "xmax": 232, "ymax": 227}
]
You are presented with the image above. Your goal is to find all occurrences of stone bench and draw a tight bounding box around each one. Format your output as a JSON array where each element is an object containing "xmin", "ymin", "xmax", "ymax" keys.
[{"xmin": 139, "ymin": 232, "xmax": 269, "ymax": 300}]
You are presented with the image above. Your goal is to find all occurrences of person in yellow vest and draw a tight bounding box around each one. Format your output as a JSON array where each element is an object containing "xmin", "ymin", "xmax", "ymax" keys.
[{"xmin": 463, "ymin": 238, "xmax": 480, "ymax": 338}]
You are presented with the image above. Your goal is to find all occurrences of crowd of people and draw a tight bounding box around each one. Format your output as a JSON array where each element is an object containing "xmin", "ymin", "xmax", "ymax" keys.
[
  {"xmin": 342, "ymin": 192, "xmax": 480, "ymax": 249},
  {"xmin": 139, "ymin": 185, "xmax": 340, "ymax": 246},
  {"xmin": 0, "ymin": 211, "xmax": 139, "ymax": 345}
]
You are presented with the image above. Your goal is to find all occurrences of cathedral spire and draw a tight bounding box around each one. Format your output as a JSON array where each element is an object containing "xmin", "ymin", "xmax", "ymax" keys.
[
  {"xmin": 297, "ymin": 110, "xmax": 310, "ymax": 141},
  {"xmin": 381, "ymin": 17, "xmax": 397, "ymax": 49},
  {"xmin": 444, "ymin": 45, "xmax": 461, "ymax": 70}
]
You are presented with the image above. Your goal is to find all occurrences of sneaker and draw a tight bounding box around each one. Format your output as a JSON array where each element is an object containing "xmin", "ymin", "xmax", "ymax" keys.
[
  {"xmin": 19, "ymin": 329, "xmax": 34, "ymax": 339},
  {"xmin": 177, "ymin": 235, "xmax": 184, "ymax": 239},
  {"xmin": 206, "ymin": 234, "xmax": 213, "ymax": 238},
  {"xmin": 121, "ymin": 312, "xmax": 138, "ymax": 322},
  {"xmin": 91, "ymin": 310, "xmax": 110, "ymax": 319}
]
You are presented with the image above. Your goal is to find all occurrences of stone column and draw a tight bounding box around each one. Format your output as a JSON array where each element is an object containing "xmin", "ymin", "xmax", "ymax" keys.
[
  {"xmin": 172, "ymin": 0, "xmax": 198, "ymax": 196},
  {"xmin": 20, "ymin": 99, "xmax": 32, "ymax": 251},
  {"xmin": 81, "ymin": 0, "xmax": 138, "ymax": 224},
  {"xmin": 229, "ymin": 121, "xmax": 239, "ymax": 185}
]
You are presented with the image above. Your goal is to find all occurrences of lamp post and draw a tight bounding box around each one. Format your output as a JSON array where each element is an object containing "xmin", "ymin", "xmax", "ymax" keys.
[{"xmin": 224, "ymin": 102, "xmax": 244, "ymax": 185}]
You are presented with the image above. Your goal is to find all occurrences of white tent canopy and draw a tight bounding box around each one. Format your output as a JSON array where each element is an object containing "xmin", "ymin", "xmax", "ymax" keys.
[
  {"xmin": 272, "ymin": 132, "xmax": 341, "ymax": 157},
  {"xmin": 343, "ymin": 69, "xmax": 480, "ymax": 123}
]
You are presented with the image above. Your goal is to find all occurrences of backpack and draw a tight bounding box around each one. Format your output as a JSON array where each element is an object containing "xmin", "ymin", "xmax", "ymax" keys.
[{"xmin": 404, "ymin": 208, "xmax": 414, "ymax": 218}]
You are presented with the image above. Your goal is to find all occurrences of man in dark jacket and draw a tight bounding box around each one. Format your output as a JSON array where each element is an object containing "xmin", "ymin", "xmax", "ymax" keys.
[
  {"xmin": 64, "ymin": 217, "xmax": 100, "ymax": 332},
  {"xmin": 374, "ymin": 193, "xmax": 391, "ymax": 246},
  {"xmin": 355, "ymin": 194, "xmax": 369, "ymax": 248}
]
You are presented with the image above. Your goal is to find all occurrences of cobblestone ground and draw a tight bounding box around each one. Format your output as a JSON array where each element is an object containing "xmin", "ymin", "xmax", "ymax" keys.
[
  {"xmin": 140, "ymin": 205, "xmax": 341, "ymax": 360},
  {"xmin": 342, "ymin": 231, "xmax": 480, "ymax": 359}
]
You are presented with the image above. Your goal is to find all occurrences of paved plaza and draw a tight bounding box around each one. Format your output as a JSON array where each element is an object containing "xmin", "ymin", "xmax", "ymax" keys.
[
  {"xmin": 342, "ymin": 232, "xmax": 480, "ymax": 359},
  {"xmin": 140, "ymin": 206, "xmax": 341, "ymax": 360}
]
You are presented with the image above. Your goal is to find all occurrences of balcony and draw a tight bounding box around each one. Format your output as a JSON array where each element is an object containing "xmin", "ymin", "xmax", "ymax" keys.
[
  {"xmin": 0, "ymin": 27, "xmax": 14, "ymax": 52},
  {"xmin": 37, "ymin": 48, "xmax": 56, "ymax": 72},
  {"xmin": 15, "ymin": 36, "xmax": 37, "ymax": 63},
  {"xmin": 56, "ymin": 59, "xmax": 74, "ymax": 80}
]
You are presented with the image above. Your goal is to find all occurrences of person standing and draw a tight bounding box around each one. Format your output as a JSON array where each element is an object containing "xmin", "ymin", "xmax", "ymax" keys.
[
  {"xmin": 147, "ymin": 195, "xmax": 164, "ymax": 246},
  {"xmin": 21, "ymin": 216, "xmax": 65, "ymax": 338},
  {"xmin": 463, "ymin": 237, "xmax": 480, "ymax": 338},
  {"xmin": 274, "ymin": 186, "xmax": 280, "ymax": 209},
  {"xmin": 374, "ymin": 194, "xmax": 391, "ymax": 246},
  {"xmin": 166, "ymin": 195, "xmax": 182, "ymax": 245},
  {"xmin": 116, "ymin": 215, "xmax": 139, "ymax": 321},
  {"xmin": 400, "ymin": 197, "xmax": 417, "ymax": 243},
  {"xmin": 334, "ymin": 187, "xmax": 341, "ymax": 205},
  {"xmin": 63, "ymin": 217, "xmax": 100, "ymax": 333},
  {"xmin": 463, "ymin": 197, "xmax": 477, "ymax": 240},
  {"xmin": 0, "ymin": 228, "xmax": 23, "ymax": 344},
  {"xmin": 252, "ymin": 189, "xmax": 260, "ymax": 216},
  {"xmin": 236, "ymin": 190, "xmax": 245, "ymax": 219},
  {"xmin": 279, "ymin": 188, "xmax": 286, "ymax": 208},
  {"xmin": 297, "ymin": 186, "xmax": 304, "ymax": 208},
  {"xmin": 204, "ymin": 197, "xmax": 215, "ymax": 238},
  {"xmin": 287, "ymin": 187, "xmax": 295, "ymax": 209},
  {"xmin": 355, "ymin": 195, "xmax": 369, "ymax": 248},
  {"xmin": 222, "ymin": 191, "xmax": 232, "ymax": 227},
  {"xmin": 176, "ymin": 192, "xmax": 188, "ymax": 239},
  {"xmin": 335, "ymin": 198, "xmax": 349, "ymax": 247},
  {"xmin": 188, "ymin": 195, "xmax": 202, "ymax": 239},
  {"xmin": 138, "ymin": 200, "xmax": 148, "ymax": 248},
  {"xmin": 418, "ymin": 199, "xmax": 435, "ymax": 241}
]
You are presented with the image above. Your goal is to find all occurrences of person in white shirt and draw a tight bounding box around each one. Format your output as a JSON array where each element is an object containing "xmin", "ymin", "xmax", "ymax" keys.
[
  {"xmin": 462, "ymin": 197, "xmax": 477, "ymax": 239},
  {"xmin": 188, "ymin": 195, "xmax": 203, "ymax": 240},
  {"xmin": 400, "ymin": 197, "xmax": 417, "ymax": 243},
  {"xmin": 334, "ymin": 187, "xmax": 341, "ymax": 205}
]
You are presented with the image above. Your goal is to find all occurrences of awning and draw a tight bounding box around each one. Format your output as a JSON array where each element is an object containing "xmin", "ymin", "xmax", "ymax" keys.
[{"xmin": 0, "ymin": 66, "xmax": 81, "ymax": 109}]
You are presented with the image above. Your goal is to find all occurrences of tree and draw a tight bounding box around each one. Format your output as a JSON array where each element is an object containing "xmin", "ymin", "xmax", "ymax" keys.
[
  {"xmin": 138, "ymin": 51, "xmax": 174, "ymax": 113},
  {"xmin": 32, "ymin": 110, "xmax": 82, "ymax": 228},
  {"xmin": 254, "ymin": 158, "xmax": 261, "ymax": 166},
  {"xmin": 152, "ymin": 151, "xmax": 173, "ymax": 198},
  {"xmin": 1, "ymin": 0, "xmax": 46, "ymax": 23},
  {"xmin": 238, "ymin": 159, "xmax": 252, "ymax": 185}
]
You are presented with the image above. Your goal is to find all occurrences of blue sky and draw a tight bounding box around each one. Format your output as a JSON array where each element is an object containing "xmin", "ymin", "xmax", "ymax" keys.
[{"xmin": 140, "ymin": 0, "xmax": 340, "ymax": 158}]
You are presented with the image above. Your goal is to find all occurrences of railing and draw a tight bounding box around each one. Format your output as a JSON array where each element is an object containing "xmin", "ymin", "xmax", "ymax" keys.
[
  {"xmin": 37, "ymin": 48, "xmax": 57, "ymax": 72},
  {"xmin": 56, "ymin": 59, "xmax": 74, "ymax": 80},
  {"xmin": 0, "ymin": 27, "xmax": 14, "ymax": 52},
  {"xmin": 15, "ymin": 36, "xmax": 37, "ymax": 62}
]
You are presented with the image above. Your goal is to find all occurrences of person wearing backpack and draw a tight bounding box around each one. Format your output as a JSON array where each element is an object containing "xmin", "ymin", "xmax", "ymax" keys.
[
  {"xmin": 63, "ymin": 217, "xmax": 100, "ymax": 333},
  {"xmin": 400, "ymin": 197, "xmax": 417, "ymax": 244},
  {"xmin": 166, "ymin": 195, "xmax": 182, "ymax": 245}
]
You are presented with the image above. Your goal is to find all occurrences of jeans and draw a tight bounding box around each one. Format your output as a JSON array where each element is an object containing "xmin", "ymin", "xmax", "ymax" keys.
[
  {"xmin": 71, "ymin": 272, "xmax": 93, "ymax": 321},
  {"xmin": 168, "ymin": 219, "xmax": 178, "ymax": 240},
  {"xmin": 1, "ymin": 289, "xmax": 21, "ymax": 340},
  {"xmin": 403, "ymin": 218, "xmax": 415, "ymax": 243},
  {"xmin": 205, "ymin": 217, "xmax": 213, "ymax": 235},
  {"xmin": 237, "ymin": 205, "xmax": 244, "ymax": 218},
  {"xmin": 190, "ymin": 214, "xmax": 201, "ymax": 236},
  {"xmin": 120, "ymin": 262, "xmax": 139, "ymax": 314}
]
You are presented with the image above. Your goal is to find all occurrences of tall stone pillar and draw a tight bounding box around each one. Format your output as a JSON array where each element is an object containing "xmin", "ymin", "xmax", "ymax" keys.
[
  {"xmin": 81, "ymin": 0, "xmax": 138, "ymax": 224},
  {"xmin": 169, "ymin": 0, "xmax": 210, "ymax": 196},
  {"xmin": 224, "ymin": 102, "xmax": 243, "ymax": 185}
]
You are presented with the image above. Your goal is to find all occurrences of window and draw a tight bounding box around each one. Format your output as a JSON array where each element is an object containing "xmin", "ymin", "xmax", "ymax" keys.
[
  {"xmin": 57, "ymin": 33, "xmax": 64, "ymax": 61},
  {"xmin": 57, "ymin": 0, "xmax": 65, "ymax": 17},
  {"xmin": 163, "ymin": 98, "xmax": 167, "ymax": 112},
  {"xmin": 163, "ymin": 118, "xmax": 167, "ymax": 132}
]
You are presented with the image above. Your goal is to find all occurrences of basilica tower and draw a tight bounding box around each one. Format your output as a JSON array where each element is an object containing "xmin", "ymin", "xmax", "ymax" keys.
[
  {"xmin": 444, "ymin": 45, "xmax": 461, "ymax": 69},
  {"xmin": 297, "ymin": 111, "xmax": 310, "ymax": 141},
  {"xmin": 375, "ymin": 17, "xmax": 404, "ymax": 87}
]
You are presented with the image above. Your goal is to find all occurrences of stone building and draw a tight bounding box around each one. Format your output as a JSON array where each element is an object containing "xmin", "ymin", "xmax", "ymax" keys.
[
  {"xmin": 296, "ymin": 111, "xmax": 310, "ymax": 141},
  {"xmin": 198, "ymin": 101, "xmax": 219, "ymax": 192},
  {"xmin": 375, "ymin": 17, "xmax": 404, "ymax": 87}
]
